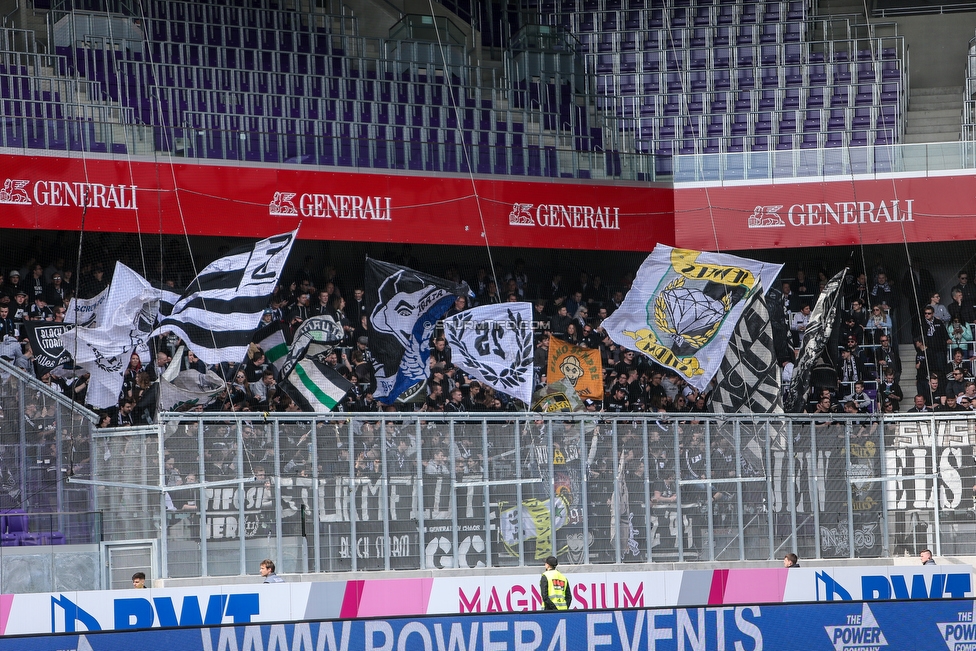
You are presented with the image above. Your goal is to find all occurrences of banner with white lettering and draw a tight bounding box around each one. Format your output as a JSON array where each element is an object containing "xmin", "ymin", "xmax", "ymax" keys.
[{"xmin": 22, "ymin": 323, "xmax": 71, "ymax": 376}]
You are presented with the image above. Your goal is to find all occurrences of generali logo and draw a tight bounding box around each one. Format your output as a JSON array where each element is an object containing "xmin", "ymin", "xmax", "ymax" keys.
[
  {"xmin": 269, "ymin": 190, "xmax": 392, "ymax": 221},
  {"xmin": 748, "ymin": 200, "xmax": 914, "ymax": 228},
  {"xmin": 748, "ymin": 205, "xmax": 785, "ymax": 228},
  {"xmin": 0, "ymin": 178, "xmax": 138, "ymax": 209},
  {"xmin": 508, "ymin": 202, "xmax": 620, "ymax": 230}
]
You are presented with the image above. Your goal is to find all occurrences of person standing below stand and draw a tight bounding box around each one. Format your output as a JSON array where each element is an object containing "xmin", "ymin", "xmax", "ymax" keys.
[
  {"xmin": 132, "ymin": 572, "xmax": 148, "ymax": 588},
  {"xmin": 783, "ymin": 553, "xmax": 799, "ymax": 568},
  {"xmin": 540, "ymin": 556, "xmax": 572, "ymax": 611},
  {"xmin": 260, "ymin": 559, "xmax": 284, "ymax": 583},
  {"xmin": 920, "ymin": 549, "xmax": 936, "ymax": 565}
]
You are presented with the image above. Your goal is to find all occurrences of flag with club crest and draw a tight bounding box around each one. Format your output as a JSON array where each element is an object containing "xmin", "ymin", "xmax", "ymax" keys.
[
  {"xmin": 443, "ymin": 303, "xmax": 534, "ymax": 405},
  {"xmin": 60, "ymin": 262, "xmax": 160, "ymax": 408},
  {"xmin": 152, "ymin": 230, "xmax": 297, "ymax": 365},
  {"xmin": 365, "ymin": 258, "xmax": 471, "ymax": 404},
  {"xmin": 276, "ymin": 314, "xmax": 349, "ymax": 412},
  {"xmin": 783, "ymin": 268, "xmax": 847, "ymax": 412},
  {"xmin": 710, "ymin": 286, "xmax": 783, "ymax": 413},
  {"xmin": 601, "ymin": 245, "xmax": 782, "ymax": 392},
  {"xmin": 21, "ymin": 323, "xmax": 72, "ymax": 377}
]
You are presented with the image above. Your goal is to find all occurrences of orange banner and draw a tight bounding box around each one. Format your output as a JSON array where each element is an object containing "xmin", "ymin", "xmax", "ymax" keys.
[{"xmin": 547, "ymin": 336, "xmax": 603, "ymax": 400}]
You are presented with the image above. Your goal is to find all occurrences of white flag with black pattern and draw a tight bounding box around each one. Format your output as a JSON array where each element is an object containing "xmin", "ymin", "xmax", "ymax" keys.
[
  {"xmin": 151, "ymin": 230, "xmax": 297, "ymax": 365},
  {"xmin": 710, "ymin": 287, "xmax": 783, "ymax": 414},
  {"xmin": 443, "ymin": 303, "xmax": 535, "ymax": 405}
]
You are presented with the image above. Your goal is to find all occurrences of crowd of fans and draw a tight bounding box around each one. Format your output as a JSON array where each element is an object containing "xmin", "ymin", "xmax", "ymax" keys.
[{"xmin": 2, "ymin": 250, "xmax": 976, "ymax": 425}]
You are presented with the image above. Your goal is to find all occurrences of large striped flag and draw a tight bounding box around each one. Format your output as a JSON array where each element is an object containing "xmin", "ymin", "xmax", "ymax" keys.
[
  {"xmin": 281, "ymin": 354, "xmax": 354, "ymax": 412},
  {"xmin": 152, "ymin": 230, "xmax": 297, "ymax": 365}
]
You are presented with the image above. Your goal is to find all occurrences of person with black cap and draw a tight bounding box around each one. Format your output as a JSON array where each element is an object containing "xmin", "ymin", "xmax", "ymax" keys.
[{"xmin": 540, "ymin": 556, "xmax": 572, "ymax": 611}]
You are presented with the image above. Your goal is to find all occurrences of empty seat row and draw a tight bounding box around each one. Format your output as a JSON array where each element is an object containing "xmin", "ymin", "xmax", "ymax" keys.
[
  {"xmin": 595, "ymin": 44, "xmax": 903, "ymax": 79},
  {"xmin": 0, "ymin": 116, "xmax": 128, "ymax": 154},
  {"xmin": 553, "ymin": 0, "xmax": 804, "ymax": 11},
  {"xmin": 176, "ymin": 117, "xmax": 598, "ymax": 178},
  {"xmin": 631, "ymin": 105, "xmax": 897, "ymax": 141},
  {"xmin": 149, "ymin": 0, "xmax": 354, "ymax": 35},
  {"xmin": 596, "ymin": 67, "xmax": 903, "ymax": 100}
]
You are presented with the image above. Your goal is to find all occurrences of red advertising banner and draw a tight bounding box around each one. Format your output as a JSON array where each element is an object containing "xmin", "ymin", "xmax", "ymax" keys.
[
  {"xmin": 673, "ymin": 174, "xmax": 976, "ymax": 251},
  {"xmin": 0, "ymin": 153, "xmax": 673, "ymax": 251}
]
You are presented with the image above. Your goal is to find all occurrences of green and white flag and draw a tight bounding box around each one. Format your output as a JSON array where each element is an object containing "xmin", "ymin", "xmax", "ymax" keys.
[
  {"xmin": 253, "ymin": 321, "xmax": 289, "ymax": 372},
  {"xmin": 281, "ymin": 354, "xmax": 353, "ymax": 412},
  {"xmin": 602, "ymin": 245, "xmax": 782, "ymax": 392}
]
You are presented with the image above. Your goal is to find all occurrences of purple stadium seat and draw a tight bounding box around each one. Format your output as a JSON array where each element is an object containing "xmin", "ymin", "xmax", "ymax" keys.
[
  {"xmin": 737, "ymin": 67, "xmax": 756, "ymax": 89},
  {"xmin": 779, "ymin": 88, "xmax": 800, "ymax": 111},
  {"xmin": 806, "ymin": 86, "xmax": 825, "ymax": 108},
  {"xmin": 803, "ymin": 109, "xmax": 822, "ymax": 132}
]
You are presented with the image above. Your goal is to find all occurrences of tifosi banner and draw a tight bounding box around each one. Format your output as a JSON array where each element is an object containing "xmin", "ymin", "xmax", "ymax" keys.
[
  {"xmin": 673, "ymin": 173, "xmax": 976, "ymax": 250},
  {"xmin": 0, "ymin": 153, "xmax": 671, "ymax": 251}
]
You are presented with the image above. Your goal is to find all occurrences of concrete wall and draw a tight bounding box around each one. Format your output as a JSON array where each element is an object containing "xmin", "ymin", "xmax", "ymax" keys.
[{"xmin": 889, "ymin": 13, "xmax": 976, "ymax": 88}]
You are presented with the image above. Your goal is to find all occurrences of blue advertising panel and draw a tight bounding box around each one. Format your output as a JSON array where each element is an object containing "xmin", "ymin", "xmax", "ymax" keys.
[{"xmin": 4, "ymin": 599, "xmax": 976, "ymax": 651}]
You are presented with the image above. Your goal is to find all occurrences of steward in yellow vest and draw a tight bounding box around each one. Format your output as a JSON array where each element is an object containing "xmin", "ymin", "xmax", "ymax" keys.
[{"xmin": 540, "ymin": 555, "xmax": 572, "ymax": 611}]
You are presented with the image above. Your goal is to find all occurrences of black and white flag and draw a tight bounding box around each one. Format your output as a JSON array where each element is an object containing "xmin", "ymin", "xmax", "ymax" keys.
[
  {"xmin": 443, "ymin": 303, "xmax": 534, "ymax": 405},
  {"xmin": 783, "ymin": 268, "xmax": 847, "ymax": 412},
  {"xmin": 152, "ymin": 230, "xmax": 297, "ymax": 365},
  {"xmin": 710, "ymin": 287, "xmax": 782, "ymax": 414},
  {"xmin": 365, "ymin": 258, "xmax": 470, "ymax": 404},
  {"xmin": 278, "ymin": 315, "xmax": 344, "ymax": 379},
  {"xmin": 60, "ymin": 263, "xmax": 160, "ymax": 408},
  {"xmin": 22, "ymin": 323, "xmax": 72, "ymax": 377}
]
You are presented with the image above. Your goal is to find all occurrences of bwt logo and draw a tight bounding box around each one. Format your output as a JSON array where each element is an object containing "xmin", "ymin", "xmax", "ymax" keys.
[
  {"xmin": 816, "ymin": 571, "xmax": 972, "ymax": 602},
  {"xmin": 51, "ymin": 593, "xmax": 261, "ymax": 632}
]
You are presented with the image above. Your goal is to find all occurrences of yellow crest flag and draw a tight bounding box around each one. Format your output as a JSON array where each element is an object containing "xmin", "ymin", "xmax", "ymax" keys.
[{"xmin": 547, "ymin": 336, "xmax": 604, "ymax": 399}]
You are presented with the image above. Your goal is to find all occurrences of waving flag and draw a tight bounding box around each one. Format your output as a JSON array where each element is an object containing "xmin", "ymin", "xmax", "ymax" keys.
[
  {"xmin": 443, "ymin": 303, "xmax": 534, "ymax": 405},
  {"xmin": 279, "ymin": 315, "xmax": 344, "ymax": 379},
  {"xmin": 253, "ymin": 321, "xmax": 290, "ymax": 372},
  {"xmin": 281, "ymin": 354, "xmax": 354, "ymax": 412},
  {"xmin": 60, "ymin": 262, "xmax": 160, "ymax": 408},
  {"xmin": 710, "ymin": 286, "xmax": 783, "ymax": 413},
  {"xmin": 784, "ymin": 269, "xmax": 846, "ymax": 412},
  {"xmin": 365, "ymin": 258, "xmax": 470, "ymax": 404},
  {"xmin": 601, "ymin": 245, "xmax": 782, "ymax": 392},
  {"xmin": 152, "ymin": 230, "xmax": 297, "ymax": 365}
]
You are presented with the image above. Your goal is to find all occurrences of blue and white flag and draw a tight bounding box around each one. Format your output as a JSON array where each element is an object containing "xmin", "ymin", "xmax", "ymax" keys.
[
  {"xmin": 602, "ymin": 245, "xmax": 782, "ymax": 392},
  {"xmin": 152, "ymin": 230, "xmax": 297, "ymax": 366},
  {"xmin": 443, "ymin": 303, "xmax": 534, "ymax": 406},
  {"xmin": 365, "ymin": 258, "xmax": 470, "ymax": 404}
]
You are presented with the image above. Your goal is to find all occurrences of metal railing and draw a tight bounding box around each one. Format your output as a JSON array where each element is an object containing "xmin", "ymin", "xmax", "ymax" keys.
[{"xmin": 71, "ymin": 410, "xmax": 976, "ymax": 578}]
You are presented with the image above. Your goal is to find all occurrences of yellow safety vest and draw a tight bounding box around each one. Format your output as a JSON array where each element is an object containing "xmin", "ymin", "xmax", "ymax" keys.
[{"xmin": 543, "ymin": 569, "xmax": 569, "ymax": 610}]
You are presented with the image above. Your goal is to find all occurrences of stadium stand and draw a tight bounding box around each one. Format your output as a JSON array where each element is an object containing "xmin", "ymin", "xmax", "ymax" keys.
[{"xmin": 0, "ymin": 0, "xmax": 907, "ymax": 179}]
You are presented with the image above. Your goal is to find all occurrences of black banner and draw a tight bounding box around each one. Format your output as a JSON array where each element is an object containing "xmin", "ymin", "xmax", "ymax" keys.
[{"xmin": 22, "ymin": 322, "xmax": 72, "ymax": 377}]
